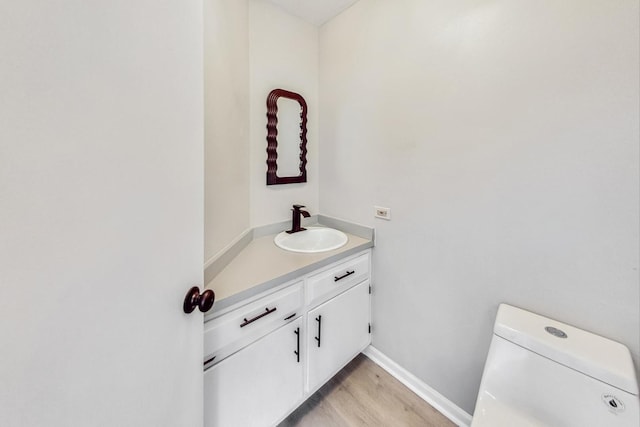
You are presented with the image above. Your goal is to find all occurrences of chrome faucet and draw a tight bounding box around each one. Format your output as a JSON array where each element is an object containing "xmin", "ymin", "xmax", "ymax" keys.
[{"xmin": 287, "ymin": 204, "xmax": 310, "ymax": 234}]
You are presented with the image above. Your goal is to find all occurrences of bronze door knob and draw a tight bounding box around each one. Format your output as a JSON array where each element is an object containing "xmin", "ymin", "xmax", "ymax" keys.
[{"xmin": 183, "ymin": 286, "xmax": 215, "ymax": 314}]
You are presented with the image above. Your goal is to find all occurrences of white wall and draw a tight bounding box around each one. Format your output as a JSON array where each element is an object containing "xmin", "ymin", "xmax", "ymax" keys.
[
  {"xmin": 204, "ymin": 0, "xmax": 251, "ymax": 263},
  {"xmin": 319, "ymin": 0, "xmax": 639, "ymax": 414},
  {"xmin": 249, "ymin": 0, "xmax": 319, "ymax": 226}
]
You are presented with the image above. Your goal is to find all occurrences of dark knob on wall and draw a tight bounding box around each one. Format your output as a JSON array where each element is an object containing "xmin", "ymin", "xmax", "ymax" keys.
[{"xmin": 183, "ymin": 286, "xmax": 215, "ymax": 314}]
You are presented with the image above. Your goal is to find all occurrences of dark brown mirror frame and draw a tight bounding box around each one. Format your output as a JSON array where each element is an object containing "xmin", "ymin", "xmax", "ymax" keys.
[{"xmin": 266, "ymin": 89, "xmax": 308, "ymax": 185}]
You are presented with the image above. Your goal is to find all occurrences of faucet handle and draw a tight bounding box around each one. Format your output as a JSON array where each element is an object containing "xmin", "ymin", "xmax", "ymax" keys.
[{"xmin": 292, "ymin": 204, "xmax": 306, "ymax": 210}]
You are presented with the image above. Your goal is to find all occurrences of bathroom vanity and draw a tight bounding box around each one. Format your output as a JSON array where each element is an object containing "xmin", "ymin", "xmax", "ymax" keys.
[{"xmin": 202, "ymin": 220, "xmax": 373, "ymax": 427}]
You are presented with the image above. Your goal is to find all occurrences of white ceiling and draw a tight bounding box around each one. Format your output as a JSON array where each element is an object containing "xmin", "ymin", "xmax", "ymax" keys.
[{"xmin": 265, "ymin": 0, "xmax": 360, "ymax": 26}]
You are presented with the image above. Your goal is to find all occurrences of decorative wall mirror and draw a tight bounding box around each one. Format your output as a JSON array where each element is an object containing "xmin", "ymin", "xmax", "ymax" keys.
[{"xmin": 266, "ymin": 89, "xmax": 308, "ymax": 185}]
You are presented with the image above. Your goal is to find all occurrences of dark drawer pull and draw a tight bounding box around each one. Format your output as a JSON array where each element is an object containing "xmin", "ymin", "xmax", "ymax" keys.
[
  {"xmin": 284, "ymin": 313, "xmax": 296, "ymax": 321},
  {"xmin": 315, "ymin": 315, "xmax": 322, "ymax": 348},
  {"xmin": 334, "ymin": 270, "xmax": 355, "ymax": 282},
  {"xmin": 203, "ymin": 355, "xmax": 216, "ymax": 366},
  {"xmin": 294, "ymin": 327, "xmax": 300, "ymax": 363},
  {"xmin": 240, "ymin": 307, "xmax": 277, "ymax": 328}
]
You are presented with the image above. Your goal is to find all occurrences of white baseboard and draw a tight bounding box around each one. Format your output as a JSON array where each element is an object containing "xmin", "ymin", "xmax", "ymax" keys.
[{"xmin": 362, "ymin": 346, "xmax": 473, "ymax": 427}]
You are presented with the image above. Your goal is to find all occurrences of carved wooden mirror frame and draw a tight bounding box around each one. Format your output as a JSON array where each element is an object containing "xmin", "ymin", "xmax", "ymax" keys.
[{"xmin": 266, "ymin": 89, "xmax": 308, "ymax": 185}]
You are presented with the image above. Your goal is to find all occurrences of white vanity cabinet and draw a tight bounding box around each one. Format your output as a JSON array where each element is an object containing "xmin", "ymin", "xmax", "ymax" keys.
[
  {"xmin": 306, "ymin": 280, "xmax": 371, "ymax": 393},
  {"xmin": 204, "ymin": 317, "xmax": 304, "ymax": 427},
  {"xmin": 204, "ymin": 249, "xmax": 371, "ymax": 427}
]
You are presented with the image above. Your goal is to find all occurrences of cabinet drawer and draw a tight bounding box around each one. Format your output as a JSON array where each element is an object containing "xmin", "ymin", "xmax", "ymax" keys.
[
  {"xmin": 306, "ymin": 252, "xmax": 370, "ymax": 307},
  {"xmin": 204, "ymin": 282, "xmax": 303, "ymax": 364}
]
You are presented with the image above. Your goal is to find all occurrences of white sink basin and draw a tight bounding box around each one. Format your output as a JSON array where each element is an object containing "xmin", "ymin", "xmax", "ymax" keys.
[{"xmin": 274, "ymin": 227, "xmax": 348, "ymax": 253}]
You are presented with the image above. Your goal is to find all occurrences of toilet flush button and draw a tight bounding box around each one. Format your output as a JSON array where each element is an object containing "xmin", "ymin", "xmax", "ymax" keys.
[
  {"xmin": 602, "ymin": 394, "xmax": 625, "ymax": 414},
  {"xmin": 545, "ymin": 326, "xmax": 568, "ymax": 338}
]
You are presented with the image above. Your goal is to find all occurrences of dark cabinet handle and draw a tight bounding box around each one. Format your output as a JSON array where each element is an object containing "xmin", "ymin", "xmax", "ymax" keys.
[
  {"xmin": 240, "ymin": 307, "xmax": 277, "ymax": 328},
  {"xmin": 334, "ymin": 270, "xmax": 355, "ymax": 282},
  {"xmin": 183, "ymin": 286, "xmax": 215, "ymax": 314},
  {"xmin": 315, "ymin": 315, "xmax": 322, "ymax": 347},
  {"xmin": 294, "ymin": 327, "xmax": 300, "ymax": 363}
]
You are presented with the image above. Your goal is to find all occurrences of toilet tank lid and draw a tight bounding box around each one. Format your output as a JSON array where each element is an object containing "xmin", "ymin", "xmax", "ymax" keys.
[{"xmin": 494, "ymin": 304, "xmax": 639, "ymax": 395}]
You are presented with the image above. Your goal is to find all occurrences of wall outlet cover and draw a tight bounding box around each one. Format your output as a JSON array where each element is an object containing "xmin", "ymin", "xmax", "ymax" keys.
[{"xmin": 374, "ymin": 206, "xmax": 391, "ymax": 220}]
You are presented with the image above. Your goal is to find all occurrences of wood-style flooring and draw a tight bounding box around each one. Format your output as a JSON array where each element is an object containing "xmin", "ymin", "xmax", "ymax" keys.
[{"xmin": 278, "ymin": 354, "xmax": 456, "ymax": 427}]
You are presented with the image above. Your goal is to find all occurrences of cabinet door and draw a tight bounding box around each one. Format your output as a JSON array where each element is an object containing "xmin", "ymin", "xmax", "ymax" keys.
[
  {"xmin": 307, "ymin": 280, "xmax": 370, "ymax": 392},
  {"xmin": 204, "ymin": 317, "xmax": 303, "ymax": 427}
]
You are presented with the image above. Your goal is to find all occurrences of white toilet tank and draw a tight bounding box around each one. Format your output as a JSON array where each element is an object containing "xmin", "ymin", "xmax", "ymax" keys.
[{"xmin": 472, "ymin": 304, "xmax": 639, "ymax": 427}]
